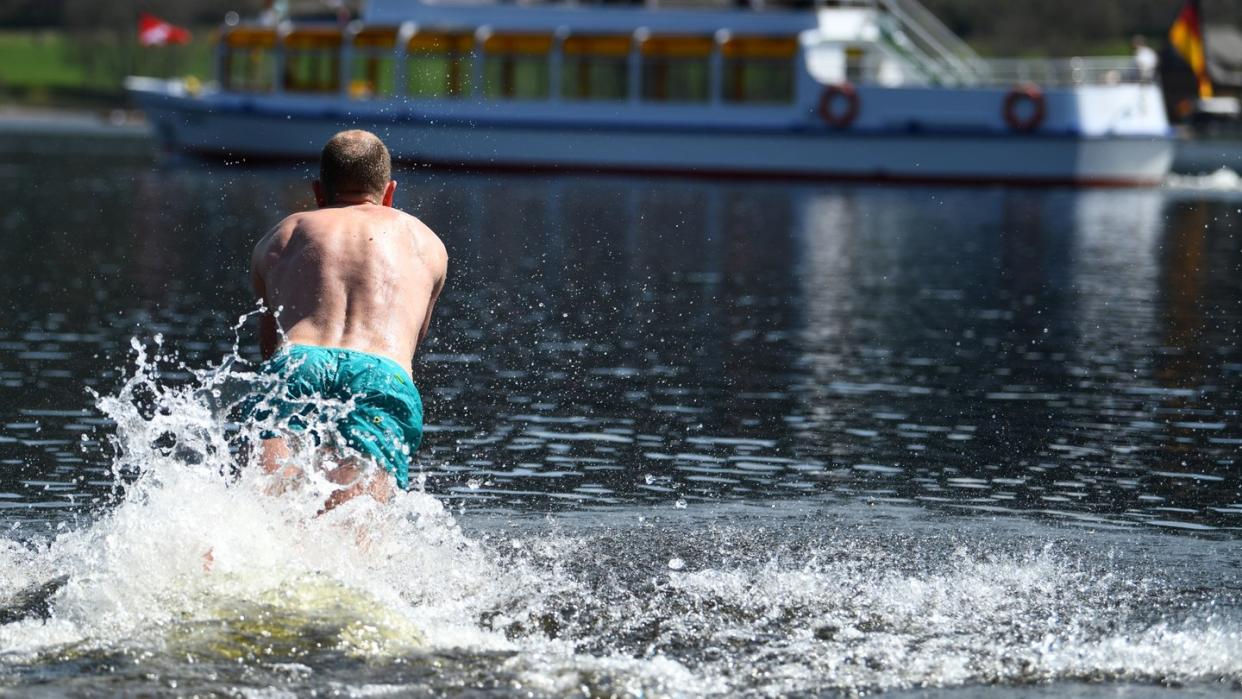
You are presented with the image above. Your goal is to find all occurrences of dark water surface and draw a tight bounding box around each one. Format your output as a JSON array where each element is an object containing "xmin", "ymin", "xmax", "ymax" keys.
[{"xmin": 1, "ymin": 135, "xmax": 1241, "ymax": 696}]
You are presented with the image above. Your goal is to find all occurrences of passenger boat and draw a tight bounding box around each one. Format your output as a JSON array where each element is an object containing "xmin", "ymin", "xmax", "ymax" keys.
[{"xmin": 125, "ymin": 0, "xmax": 1174, "ymax": 185}]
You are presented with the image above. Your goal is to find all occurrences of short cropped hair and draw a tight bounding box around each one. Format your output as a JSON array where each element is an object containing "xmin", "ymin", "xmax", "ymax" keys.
[{"xmin": 319, "ymin": 130, "xmax": 391, "ymax": 202}]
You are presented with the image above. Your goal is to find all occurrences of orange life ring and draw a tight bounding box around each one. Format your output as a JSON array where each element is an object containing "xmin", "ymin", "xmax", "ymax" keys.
[
  {"xmin": 1002, "ymin": 84, "xmax": 1046, "ymax": 132},
  {"xmin": 818, "ymin": 83, "xmax": 860, "ymax": 129}
]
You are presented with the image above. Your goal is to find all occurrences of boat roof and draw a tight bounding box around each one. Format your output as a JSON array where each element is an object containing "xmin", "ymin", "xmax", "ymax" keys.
[{"xmin": 362, "ymin": 0, "xmax": 819, "ymax": 34}]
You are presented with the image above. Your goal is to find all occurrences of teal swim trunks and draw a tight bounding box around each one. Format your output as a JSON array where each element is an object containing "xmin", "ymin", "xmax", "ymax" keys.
[{"xmin": 248, "ymin": 345, "xmax": 423, "ymax": 489}]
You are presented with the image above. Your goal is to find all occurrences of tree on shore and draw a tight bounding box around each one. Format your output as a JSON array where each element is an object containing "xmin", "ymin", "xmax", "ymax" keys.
[
  {"xmin": 916, "ymin": 0, "xmax": 1242, "ymax": 56},
  {"xmin": 55, "ymin": 0, "xmax": 261, "ymax": 90}
]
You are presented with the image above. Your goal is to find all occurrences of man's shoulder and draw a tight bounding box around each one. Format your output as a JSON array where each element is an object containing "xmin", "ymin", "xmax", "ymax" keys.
[
  {"xmin": 268, "ymin": 209, "xmax": 356, "ymax": 245},
  {"xmin": 280, "ymin": 209, "xmax": 331, "ymax": 230},
  {"xmin": 371, "ymin": 205, "xmax": 429, "ymax": 229},
  {"xmin": 378, "ymin": 208, "xmax": 443, "ymax": 248},
  {"xmin": 253, "ymin": 214, "xmax": 297, "ymax": 252},
  {"xmin": 260, "ymin": 211, "xmax": 311, "ymax": 239},
  {"xmin": 400, "ymin": 211, "xmax": 446, "ymax": 258},
  {"xmin": 382, "ymin": 209, "xmax": 447, "ymax": 274}
]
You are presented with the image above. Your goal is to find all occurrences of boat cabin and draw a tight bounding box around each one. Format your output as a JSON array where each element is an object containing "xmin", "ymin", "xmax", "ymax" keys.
[
  {"xmin": 125, "ymin": 0, "xmax": 1174, "ymax": 183},
  {"xmin": 215, "ymin": 13, "xmax": 813, "ymax": 108}
]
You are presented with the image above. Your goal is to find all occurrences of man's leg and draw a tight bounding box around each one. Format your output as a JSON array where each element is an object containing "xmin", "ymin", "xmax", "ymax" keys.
[
  {"xmin": 260, "ymin": 435, "xmax": 292, "ymax": 473},
  {"xmin": 260, "ymin": 435, "xmax": 306, "ymax": 494},
  {"xmin": 318, "ymin": 453, "xmax": 395, "ymax": 514}
]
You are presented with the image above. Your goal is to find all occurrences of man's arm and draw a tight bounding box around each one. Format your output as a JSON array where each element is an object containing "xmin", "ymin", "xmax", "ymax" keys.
[
  {"xmin": 416, "ymin": 236, "xmax": 449, "ymax": 348},
  {"xmin": 250, "ymin": 226, "xmax": 280, "ymax": 360},
  {"xmin": 418, "ymin": 276, "xmax": 444, "ymax": 347}
]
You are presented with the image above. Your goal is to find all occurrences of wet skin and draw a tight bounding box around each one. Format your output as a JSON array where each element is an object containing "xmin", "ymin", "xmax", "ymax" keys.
[{"xmin": 248, "ymin": 181, "xmax": 448, "ymax": 506}]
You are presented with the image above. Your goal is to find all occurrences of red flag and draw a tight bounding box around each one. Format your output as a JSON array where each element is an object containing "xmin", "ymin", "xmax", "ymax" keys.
[
  {"xmin": 1168, "ymin": 0, "xmax": 1213, "ymax": 97},
  {"xmin": 138, "ymin": 13, "xmax": 191, "ymax": 47}
]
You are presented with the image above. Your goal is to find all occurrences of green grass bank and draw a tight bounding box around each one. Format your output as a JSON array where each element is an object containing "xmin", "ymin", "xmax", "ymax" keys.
[{"xmin": 0, "ymin": 29, "xmax": 215, "ymax": 108}]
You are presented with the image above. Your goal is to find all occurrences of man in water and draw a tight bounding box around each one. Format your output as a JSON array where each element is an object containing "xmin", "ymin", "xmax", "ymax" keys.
[{"xmin": 247, "ymin": 129, "xmax": 447, "ymax": 508}]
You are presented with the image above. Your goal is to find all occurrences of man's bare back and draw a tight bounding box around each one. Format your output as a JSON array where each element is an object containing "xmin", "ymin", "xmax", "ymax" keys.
[
  {"xmin": 240, "ymin": 130, "xmax": 447, "ymax": 510},
  {"xmin": 250, "ymin": 204, "xmax": 447, "ymax": 373}
]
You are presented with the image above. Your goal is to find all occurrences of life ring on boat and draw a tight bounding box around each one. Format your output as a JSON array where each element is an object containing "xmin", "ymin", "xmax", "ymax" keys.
[
  {"xmin": 818, "ymin": 83, "xmax": 860, "ymax": 129},
  {"xmin": 1002, "ymin": 84, "xmax": 1046, "ymax": 132}
]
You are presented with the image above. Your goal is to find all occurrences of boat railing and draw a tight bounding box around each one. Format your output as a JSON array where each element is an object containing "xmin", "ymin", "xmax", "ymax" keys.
[
  {"xmin": 876, "ymin": 0, "xmax": 987, "ymax": 85},
  {"xmin": 977, "ymin": 57, "xmax": 1154, "ymax": 88},
  {"xmin": 822, "ymin": 0, "xmax": 987, "ymax": 86}
]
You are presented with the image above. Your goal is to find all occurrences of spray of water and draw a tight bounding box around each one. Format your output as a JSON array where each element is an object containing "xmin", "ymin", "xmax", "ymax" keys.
[
  {"xmin": 0, "ymin": 325, "xmax": 509, "ymax": 658},
  {"xmin": 1, "ymin": 328, "xmax": 1240, "ymax": 696}
]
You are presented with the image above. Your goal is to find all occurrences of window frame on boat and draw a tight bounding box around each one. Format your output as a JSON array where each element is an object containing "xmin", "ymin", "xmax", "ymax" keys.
[
  {"xmin": 637, "ymin": 33, "xmax": 715, "ymax": 104},
  {"xmin": 219, "ymin": 27, "xmax": 278, "ymax": 93},
  {"xmin": 720, "ymin": 34, "xmax": 798, "ymax": 104},
  {"xmin": 479, "ymin": 31, "xmax": 555, "ymax": 101},
  {"xmin": 350, "ymin": 26, "xmax": 399, "ymax": 99},
  {"xmin": 281, "ymin": 27, "xmax": 343, "ymax": 94},
  {"xmin": 560, "ymin": 35, "xmax": 632, "ymax": 102},
  {"xmin": 215, "ymin": 21, "xmax": 803, "ymax": 107},
  {"xmin": 405, "ymin": 30, "xmax": 475, "ymax": 99}
]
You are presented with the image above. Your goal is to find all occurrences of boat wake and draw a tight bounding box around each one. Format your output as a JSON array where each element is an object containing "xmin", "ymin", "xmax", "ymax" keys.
[
  {"xmin": 1, "ymin": 337, "xmax": 1240, "ymax": 696},
  {"xmin": 1164, "ymin": 166, "xmax": 1242, "ymax": 192}
]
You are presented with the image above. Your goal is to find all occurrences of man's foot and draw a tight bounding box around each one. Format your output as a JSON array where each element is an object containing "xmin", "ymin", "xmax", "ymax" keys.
[
  {"xmin": 317, "ymin": 460, "xmax": 395, "ymax": 514},
  {"xmin": 262, "ymin": 463, "xmax": 306, "ymax": 496}
]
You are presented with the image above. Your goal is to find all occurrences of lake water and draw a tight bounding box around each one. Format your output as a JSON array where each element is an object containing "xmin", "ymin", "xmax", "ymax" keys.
[{"xmin": 1, "ymin": 132, "xmax": 1241, "ymax": 696}]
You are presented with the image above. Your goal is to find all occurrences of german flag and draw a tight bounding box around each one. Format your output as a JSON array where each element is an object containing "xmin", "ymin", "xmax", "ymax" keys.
[{"xmin": 1169, "ymin": 0, "xmax": 1213, "ymax": 98}]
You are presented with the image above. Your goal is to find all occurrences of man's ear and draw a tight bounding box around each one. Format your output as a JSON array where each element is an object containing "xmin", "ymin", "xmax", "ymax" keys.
[
  {"xmin": 312, "ymin": 180, "xmax": 328, "ymax": 208},
  {"xmin": 381, "ymin": 180, "xmax": 397, "ymax": 207}
]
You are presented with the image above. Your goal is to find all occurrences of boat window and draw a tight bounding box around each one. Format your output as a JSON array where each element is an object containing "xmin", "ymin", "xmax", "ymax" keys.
[
  {"xmin": 222, "ymin": 27, "xmax": 277, "ymax": 92},
  {"xmin": 722, "ymin": 36, "xmax": 796, "ymax": 103},
  {"xmin": 640, "ymin": 36, "xmax": 712, "ymax": 103},
  {"xmin": 845, "ymin": 46, "xmax": 866, "ymax": 83},
  {"xmin": 350, "ymin": 27, "xmax": 398, "ymax": 99},
  {"xmin": 283, "ymin": 28, "xmax": 342, "ymax": 93},
  {"xmin": 407, "ymin": 33, "xmax": 474, "ymax": 98},
  {"xmin": 482, "ymin": 33, "xmax": 552, "ymax": 100},
  {"xmin": 561, "ymin": 35, "xmax": 630, "ymax": 101}
]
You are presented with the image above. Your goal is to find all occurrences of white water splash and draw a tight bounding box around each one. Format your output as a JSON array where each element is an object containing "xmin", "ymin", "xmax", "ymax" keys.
[
  {"xmin": 0, "ymin": 334, "xmax": 509, "ymax": 657},
  {"xmin": 1165, "ymin": 166, "xmax": 1242, "ymax": 192},
  {"xmin": 1, "ymin": 338, "xmax": 1240, "ymax": 696},
  {"xmin": 0, "ymin": 336, "xmax": 715, "ymax": 696}
]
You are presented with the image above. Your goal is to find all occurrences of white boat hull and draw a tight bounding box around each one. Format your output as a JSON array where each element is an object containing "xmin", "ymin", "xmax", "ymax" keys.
[{"xmin": 132, "ymin": 83, "xmax": 1173, "ymax": 186}]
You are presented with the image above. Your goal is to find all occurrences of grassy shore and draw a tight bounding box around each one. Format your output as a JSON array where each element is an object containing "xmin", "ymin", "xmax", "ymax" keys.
[{"xmin": 0, "ymin": 29, "xmax": 215, "ymax": 107}]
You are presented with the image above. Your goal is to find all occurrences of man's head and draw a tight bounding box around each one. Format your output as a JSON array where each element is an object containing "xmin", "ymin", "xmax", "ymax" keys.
[{"xmin": 313, "ymin": 130, "xmax": 396, "ymax": 207}]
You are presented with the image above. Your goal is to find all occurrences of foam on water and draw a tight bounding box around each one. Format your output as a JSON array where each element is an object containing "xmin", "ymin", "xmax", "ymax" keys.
[
  {"xmin": 481, "ymin": 515, "xmax": 1242, "ymax": 695},
  {"xmin": 0, "ymin": 335, "xmax": 510, "ymax": 660},
  {"xmin": 1164, "ymin": 166, "xmax": 1242, "ymax": 192},
  {"xmin": 1, "ymin": 338, "xmax": 1240, "ymax": 696}
]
